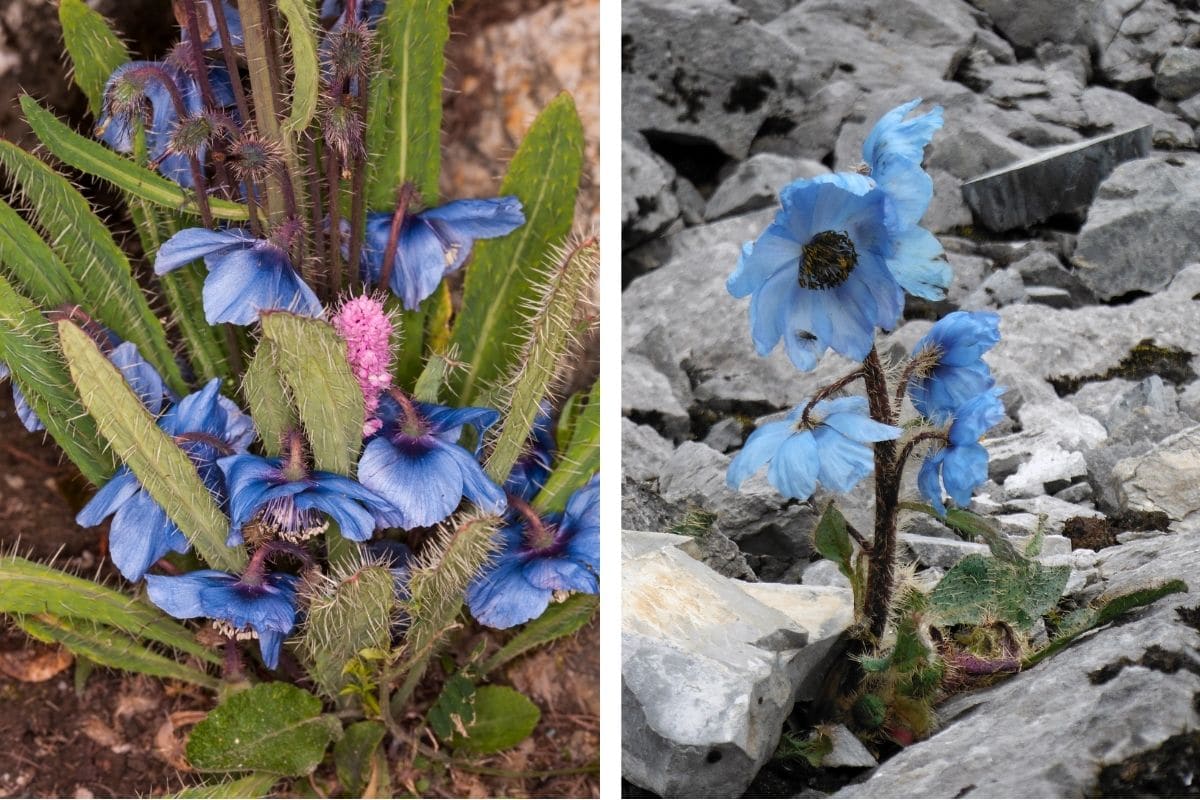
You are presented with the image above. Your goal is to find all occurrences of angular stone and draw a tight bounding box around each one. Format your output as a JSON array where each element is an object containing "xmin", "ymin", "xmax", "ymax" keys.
[
  {"xmin": 1079, "ymin": 87, "xmax": 1195, "ymax": 149},
  {"xmin": 622, "ymin": 353, "xmax": 691, "ymax": 440},
  {"xmin": 622, "ymin": 418, "xmax": 676, "ymax": 482},
  {"xmin": 801, "ymin": 559, "xmax": 851, "ymax": 590},
  {"xmin": 1155, "ymin": 47, "xmax": 1200, "ymax": 100},
  {"xmin": 823, "ymin": 724, "xmax": 878, "ymax": 769},
  {"xmin": 1003, "ymin": 444, "xmax": 1088, "ymax": 498},
  {"xmin": 966, "ymin": 0, "xmax": 1096, "ymax": 49},
  {"xmin": 960, "ymin": 126, "xmax": 1151, "ymax": 232},
  {"xmin": 704, "ymin": 154, "xmax": 828, "ymax": 221},
  {"xmin": 623, "ymin": 135, "xmax": 681, "ymax": 249},
  {"xmin": 1090, "ymin": 0, "xmax": 1191, "ymax": 87},
  {"xmin": 901, "ymin": 534, "xmax": 989, "ymax": 570},
  {"xmin": 1112, "ymin": 425, "xmax": 1200, "ymax": 524}
]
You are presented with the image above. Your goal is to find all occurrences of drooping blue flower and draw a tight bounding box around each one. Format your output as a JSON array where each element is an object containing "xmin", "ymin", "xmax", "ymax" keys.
[
  {"xmin": 358, "ymin": 393, "xmax": 506, "ymax": 529},
  {"xmin": 729, "ymin": 173, "xmax": 909, "ymax": 371},
  {"xmin": 727, "ymin": 396, "xmax": 901, "ymax": 501},
  {"xmin": 861, "ymin": 98, "xmax": 950, "ymax": 300},
  {"xmin": 502, "ymin": 402, "xmax": 556, "ymax": 502},
  {"xmin": 218, "ymin": 443, "xmax": 396, "ymax": 546},
  {"xmin": 97, "ymin": 61, "xmax": 236, "ymax": 188},
  {"xmin": 155, "ymin": 227, "xmax": 322, "ymax": 325},
  {"xmin": 908, "ymin": 311, "xmax": 1001, "ymax": 423},
  {"xmin": 76, "ymin": 379, "xmax": 254, "ymax": 581},
  {"xmin": 145, "ymin": 569, "xmax": 298, "ymax": 669},
  {"xmin": 358, "ymin": 197, "xmax": 525, "ymax": 310},
  {"xmin": 182, "ymin": 1, "xmax": 244, "ymax": 49},
  {"xmin": 918, "ymin": 387, "xmax": 1007, "ymax": 516},
  {"xmin": 466, "ymin": 475, "xmax": 599, "ymax": 629}
]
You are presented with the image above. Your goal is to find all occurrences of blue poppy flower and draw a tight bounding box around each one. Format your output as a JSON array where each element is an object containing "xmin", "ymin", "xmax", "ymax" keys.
[
  {"xmin": 358, "ymin": 197, "xmax": 525, "ymax": 310},
  {"xmin": 728, "ymin": 173, "xmax": 909, "ymax": 371},
  {"xmin": 97, "ymin": 61, "xmax": 236, "ymax": 188},
  {"xmin": 908, "ymin": 311, "xmax": 1001, "ymax": 423},
  {"xmin": 727, "ymin": 396, "xmax": 901, "ymax": 501},
  {"xmin": 918, "ymin": 387, "xmax": 1007, "ymax": 515},
  {"xmin": 183, "ymin": 1, "xmax": 244, "ymax": 49},
  {"xmin": 358, "ymin": 394, "xmax": 506, "ymax": 529},
  {"xmin": 155, "ymin": 227, "xmax": 322, "ymax": 325},
  {"xmin": 0, "ymin": 361, "xmax": 42, "ymax": 433},
  {"xmin": 145, "ymin": 569, "xmax": 298, "ymax": 669},
  {"xmin": 502, "ymin": 402, "xmax": 556, "ymax": 502},
  {"xmin": 466, "ymin": 476, "xmax": 599, "ymax": 629},
  {"xmin": 218, "ymin": 447, "xmax": 395, "ymax": 546},
  {"xmin": 76, "ymin": 379, "xmax": 254, "ymax": 581},
  {"xmin": 861, "ymin": 98, "xmax": 950, "ymax": 300}
]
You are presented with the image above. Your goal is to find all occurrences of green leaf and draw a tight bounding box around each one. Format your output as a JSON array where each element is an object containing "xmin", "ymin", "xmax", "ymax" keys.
[
  {"xmin": 241, "ymin": 339, "xmax": 296, "ymax": 457},
  {"xmin": 299, "ymin": 565, "xmax": 395, "ymax": 699},
  {"xmin": 533, "ymin": 379, "xmax": 599, "ymax": 513},
  {"xmin": 170, "ymin": 774, "xmax": 279, "ymax": 799},
  {"xmin": 412, "ymin": 346, "xmax": 457, "ymax": 403},
  {"xmin": 21, "ymin": 96, "xmax": 250, "ymax": 222},
  {"xmin": 0, "ymin": 140, "xmax": 184, "ymax": 394},
  {"xmin": 18, "ymin": 614, "xmax": 219, "ymax": 689},
  {"xmin": 259, "ymin": 312, "xmax": 364, "ymax": 475},
  {"xmin": 58, "ymin": 0, "xmax": 129, "ymax": 117},
  {"xmin": 448, "ymin": 93, "xmax": 584, "ymax": 403},
  {"xmin": 334, "ymin": 721, "xmax": 386, "ymax": 798},
  {"xmin": 929, "ymin": 554, "xmax": 1070, "ymax": 630},
  {"xmin": 427, "ymin": 673, "xmax": 477, "ymax": 742},
  {"xmin": 0, "ymin": 555, "xmax": 219, "ymax": 664},
  {"xmin": 0, "ymin": 198, "xmax": 84, "ymax": 307},
  {"xmin": 812, "ymin": 504, "xmax": 854, "ymax": 576},
  {"xmin": 159, "ymin": 262, "xmax": 231, "ymax": 383},
  {"xmin": 58, "ymin": 321, "xmax": 245, "ymax": 572},
  {"xmin": 277, "ymin": 0, "xmax": 320, "ymax": 136},
  {"xmin": 450, "ymin": 685, "xmax": 540, "ymax": 754},
  {"xmin": 187, "ymin": 683, "xmax": 342, "ymax": 776},
  {"xmin": 480, "ymin": 594, "xmax": 598, "ymax": 676},
  {"xmin": 0, "ymin": 277, "xmax": 114, "ymax": 484},
  {"xmin": 902, "ymin": 502, "xmax": 1024, "ymax": 564},
  {"xmin": 485, "ymin": 236, "xmax": 598, "ymax": 484},
  {"xmin": 366, "ymin": 0, "xmax": 450, "ymax": 207}
]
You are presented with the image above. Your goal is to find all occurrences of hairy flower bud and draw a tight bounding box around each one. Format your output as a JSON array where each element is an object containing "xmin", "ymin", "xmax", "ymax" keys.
[
  {"xmin": 322, "ymin": 94, "xmax": 364, "ymax": 166},
  {"xmin": 325, "ymin": 21, "xmax": 373, "ymax": 84},
  {"xmin": 169, "ymin": 114, "xmax": 215, "ymax": 157},
  {"xmin": 228, "ymin": 135, "xmax": 284, "ymax": 183}
]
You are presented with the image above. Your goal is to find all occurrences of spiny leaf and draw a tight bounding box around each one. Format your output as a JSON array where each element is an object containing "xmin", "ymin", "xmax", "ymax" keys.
[
  {"xmin": 58, "ymin": 321, "xmax": 245, "ymax": 572},
  {"xmin": 412, "ymin": 345, "xmax": 458, "ymax": 403},
  {"xmin": 0, "ymin": 276, "xmax": 113, "ymax": 484},
  {"xmin": 485, "ymin": 235, "xmax": 598, "ymax": 483},
  {"xmin": 333, "ymin": 721, "xmax": 386, "ymax": 798},
  {"xmin": 21, "ymin": 96, "xmax": 250, "ymax": 221},
  {"xmin": 366, "ymin": 0, "xmax": 450, "ymax": 207},
  {"xmin": 0, "ymin": 140, "xmax": 184, "ymax": 393},
  {"xmin": 259, "ymin": 312, "xmax": 364, "ymax": 475},
  {"xmin": 928, "ymin": 553, "xmax": 1069, "ymax": 630},
  {"xmin": 299, "ymin": 565, "xmax": 395, "ymax": 699},
  {"xmin": 813, "ymin": 504, "xmax": 854, "ymax": 576},
  {"xmin": 0, "ymin": 197, "xmax": 84, "ymax": 307},
  {"xmin": 534, "ymin": 379, "xmax": 599, "ymax": 513},
  {"xmin": 18, "ymin": 614, "xmax": 219, "ymax": 689},
  {"xmin": 241, "ymin": 338, "xmax": 295, "ymax": 457},
  {"xmin": 479, "ymin": 593, "xmax": 598, "ymax": 676},
  {"xmin": 0, "ymin": 554, "xmax": 219, "ymax": 665},
  {"xmin": 277, "ymin": 0, "xmax": 320, "ymax": 136},
  {"xmin": 58, "ymin": 0, "xmax": 129, "ymax": 117},
  {"xmin": 168, "ymin": 774, "xmax": 279, "ymax": 799},
  {"xmin": 448, "ymin": 93, "xmax": 585, "ymax": 403}
]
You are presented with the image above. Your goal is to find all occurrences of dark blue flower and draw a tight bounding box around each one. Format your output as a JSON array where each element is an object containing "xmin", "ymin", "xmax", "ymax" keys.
[
  {"xmin": 155, "ymin": 227, "xmax": 321, "ymax": 325},
  {"xmin": 359, "ymin": 198, "xmax": 525, "ymax": 310},
  {"xmin": 466, "ymin": 476, "xmax": 599, "ymax": 629},
  {"xmin": 145, "ymin": 569, "xmax": 297, "ymax": 669},
  {"xmin": 320, "ymin": 0, "xmax": 386, "ymax": 26},
  {"xmin": 76, "ymin": 379, "xmax": 254, "ymax": 581},
  {"xmin": 861, "ymin": 98, "xmax": 950, "ymax": 300},
  {"xmin": 918, "ymin": 387, "xmax": 1006, "ymax": 515},
  {"xmin": 358, "ymin": 393, "xmax": 506, "ymax": 529},
  {"xmin": 97, "ymin": 61, "xmax": 236, "ymax": 188},
  {"xmin": 908, "ymin": 311, "xmax": 1001, "ymax": 423},
  {"xmin": 183, "ymin": 1, "xmax": 244, "ymax": 49},
  {"xmin": 502, "ymin": 402, "xmax": 556, "ymax": 502},
  {"xmin": 218, "ymin": 445, "xmax": 395, "ymax": 546},
  {"xmin": 728, "ymin": 396, "xmax": 901, "ymax": 501},
  {"xmin": 728, "ymin": 173, "xmax": 908, "ymax": 371}
]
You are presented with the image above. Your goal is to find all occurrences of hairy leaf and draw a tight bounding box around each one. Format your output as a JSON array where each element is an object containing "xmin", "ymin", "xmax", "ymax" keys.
[
  {"xmin": 427, "ymin": 673, "xmax": 476, "ymax": 742},
  {"xmin": 241, "ymin": 339, "xmax": 295, "ymax": 457},
  {"xmin": 534, "ymin": 379, "xmax": 599, "ymax": 513},
  {"xmin": 449, "ymin": 685, "xmax": 540, "ymax": 754},
  {"xmin": 277, "ymin": 0, "xmax": 320, "ymax": 135},
  {"xmin": 929, "ymin": 553, "xmax": 1069, "ymax": 630},
  {"xmin": 333, "ymin": 721, "xmax": 386, "ymax": 797},
  {"xmin": 58, "ymin": 0, "xmax": 128, "ymax": 116},
  {"xmin": 480, "ymin": 593, "xmax": 598, "ymax": 676},
  {"xmin": 299, "ymin": 564, "xmax": 395, "ymax": 699},
  {"xmin": 0, "ymin": 198, "xmax": 84, "ymax": 308},
  {"xmin": 169, "ymin": 774, "xmax": 279, "ymax": 799}
]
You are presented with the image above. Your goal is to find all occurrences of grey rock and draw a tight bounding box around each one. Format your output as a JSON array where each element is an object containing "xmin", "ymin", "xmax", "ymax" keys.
[
  {"xmin": 623, "ymin": 135, "xmax": 682, "ymax": 249},
  {"xmin": 623, "ymin": 418, "xmax": 676, "ymax": 482},
  {"xmin": 1179, "ymin": 381, "xmax": 1200, "ymax": 420},
  {"xmin": 623, "ymin": 476, "xmax": 689, "ymax": 533},
  {"xmin": 999, "ymin": 439, "xmax": 1088, "ymax": 498},
  {"xmin": 966, "ymin": 0, "xmax": 1096, "ymax": 48},
  {"xmin": 623, "ymin": 529, "xmax": 698, "ymax": 560},
  {"xmin": 703, "ymin": 417, "xmax": 747, "ymax": 454},
  {"xmin": 622, "ymin": 352, "xmax": 691, "ymax": 440},
  {"xmin": 1178, "ymin": 92, "xmax": 1200, "ymax": 125},
  {"xmin": 1155, "ymin": 47, "xmax": 1200, "ymax": 100},
  {"xmin": 674, "ymin": 176, "xmax": 708, "ymax": 226},
  {"xmin": 1055, "ymin": 481, "xmax": 1095, "ymax": 503},
  {"xmin": 823, "ymin": 724, "xmax": 878, "ymax": 769},
  {"xmin": 1112, "ymin": 424, "xmax": 1200, "ymax": 524},
  {"xmin": 901, "ymin": 533, "xmax": 989, "ymax": 570},
  {"xmin": 1079, "ymin": 87, "xmax": 1195, "ymax": 148},
  {"xmin": 731, "ymin": 0, "xmax": 793, "ymax": 23},
  {"xmin": 1016, "ymin": 398, "xmax": 1107, "ymax": 451},
  {"xmin": 753, "ymin": 80, "xmax": 861, "ymax": 163},
  {"xmin": 1005, "ymin": 495, "xmax": 1104, "ymax": 534},
  {"xmin": 625, "ymin": 527, "xmax": 759, "ymax": 582},
  {"xmin": 802, "ymin": 559, "xmax": 851, "ymax": 590},
  {"xmin": 623, "ymin": 544, "xmax": 853, "ymax": 798},
  {"xmin": 1071, "ymin": 375, "xmax": 1179, "ymax": 435},
  {"xmin": 836, "ymin": 526, "xmax": 1200, "ymax": 798},
  {"xmin": 1090, "ymin": 0, "xmax": 1193, "ymax": 87},
  {"xmin": 922, "ymin": 169, "xmax": 972, "ymax": 233},
  {"xmin": 959, "ymin": 267, "xmax": 1027, "ymax": 309},
  {"xmin": 960, "ymin": 126, "xmax": 1152, "ymax": 232},
  {"xmin": 1024, "ymin": 286, "xmax": 1074, "ymax": 308},
  {"xmin": 1075, "ymin": 156, "xmax": 1200, "ymax": 300},
  {"xmin": 704, "ymin": 154, "xmax": 828, "ymax": 221}
]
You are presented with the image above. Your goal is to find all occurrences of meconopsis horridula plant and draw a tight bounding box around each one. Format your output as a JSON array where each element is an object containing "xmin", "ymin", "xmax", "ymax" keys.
[
  {"xmin": 0, "ymin": 0, "xmax": 597, "ymax": 786},
  {"xmin": 724, "ymin": 99, "xmax": 1006, "ymax": 642}
]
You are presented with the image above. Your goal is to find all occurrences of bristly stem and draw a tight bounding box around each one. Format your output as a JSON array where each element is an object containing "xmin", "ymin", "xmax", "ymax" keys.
[
  {"xmin": 210, "ymin": 0, "xmax": 262, "ymax": 236},
  {"xmin": 304, "ymin": 135, "xmax": 328, "ymax": 295},
  {"xmin": 326, "ymin": 149, "xmax": 344, "ymax": 294},
  {"xmin": 861, "ymin": 346, "xmax": 899, "ymax": 641},
  {"xmin": 378, "ymin": 184, "xmax": 417, "ymax": 292},
  {"xmin": 896, "ymin": 429, "xmax": 950, "ymax": 475},
  {"xmin": 346, "ymin": 71, "xmax": 371, "ymax": 287},
  {"xmin": 801, "ymin": 368, "xmax": 864, "ymax": 427}
]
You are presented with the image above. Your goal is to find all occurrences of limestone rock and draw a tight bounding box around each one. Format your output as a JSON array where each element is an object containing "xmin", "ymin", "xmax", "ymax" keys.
[
  {"xmin": 1112, "ymin": 425, "xmax": 1200, "ymax": 524},
  {"xmin": 1155, "ymin": 47, "xmax": 1200, "ymax": 100},
  {"xmin": 704, "ymin": 154, "xmax": 829, "ymax": 221}
]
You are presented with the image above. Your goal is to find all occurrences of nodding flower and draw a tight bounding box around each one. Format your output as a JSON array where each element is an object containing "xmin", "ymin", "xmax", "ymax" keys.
[
  {"xmin": 908, "ymin": 310, "xmax": 1001, "ymax": 423},
  {"xmin": 918, "ymin": 387, "xmax": 1007, "ymax": 516}
]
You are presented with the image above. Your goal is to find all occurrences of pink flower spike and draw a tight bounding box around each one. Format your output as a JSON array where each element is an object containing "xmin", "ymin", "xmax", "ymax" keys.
[{"xmin": 331, "ymin": 294, "xmax": 394, "ymax": 436}]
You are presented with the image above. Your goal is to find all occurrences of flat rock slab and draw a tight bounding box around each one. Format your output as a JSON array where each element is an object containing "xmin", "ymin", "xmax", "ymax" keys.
[{"xmin": 961, "ymin": 125, "xmax": 1151, "ymax": 231}]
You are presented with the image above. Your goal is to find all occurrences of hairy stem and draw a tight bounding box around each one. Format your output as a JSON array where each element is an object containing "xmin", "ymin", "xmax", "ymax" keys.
[
  {"xmin": 862, "ymin": 347, "xmax": 899, "ymax": 641},
  {"xmin": 801, "ymin": 368, "xmax": 864, "ymax": 427}
]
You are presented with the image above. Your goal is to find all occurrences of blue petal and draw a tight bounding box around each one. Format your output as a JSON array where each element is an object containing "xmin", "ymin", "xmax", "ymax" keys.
[
  {"xmin": 941, "ymin": 442, "xmax": 989, "ymax": 508},
  {"xmin": 297, "ymin": 487, "xmax": 377, "ymax": 541},
  {"xmin": 107, "ymin": 491, "xmax": 190, "ymax": 581},
  {"xmin": 523, "ymin": 556, "xmax": 598, "ymax": 594},
  {"xmin": 390, "ymin": 220, "xmax": 450, "ymax": 310},
  {"xmin": 358, "ymin": 438, "xmax": 464, "ymax": 529},
  {"xmin": 727, "ymin": 420, "xmax": 794, "ymax": 489},
  {"xmin": 563, "ymin": 475, "xmax": 600, "ymax": 532},
  {"xmin": 202, "ymin": 246, "xmax": 321, "ymax": 325},
  {"xmin": 155, "ymin": 227, "xmax": 256, "ymax": 274},
  {"xmin": 821, "ymin": 409, "xmax": 901, "ymax": 444},
  {"xmin": 419, "ymin": 197, "xmax": 525, "ymax": 238},
  {"xmin": 442, "ymin": 443, "xmax": 507, "ymax": 513},
  {"xmin": 145, "ymin": 570, "xmax": 236, "ymax": 619},
  {"xmin": 420, "ymin": 402, "xmax": 501, "ymax": 450},
  {"xmin": 876, "ymin": 152, "xmax": 934, "ymax": 231},
  {"xmin": 257, "ymin": 629, "xmax": 284, "ymax": 670},
  {"xmin": 862, "ymin": 99, "xmax": 943, "ymax": 170},
  {"xmin": 76, "ymin": 468, "xmax": 140, "ymax": 527},
  {"xmin": 812, "ymin": 428, "xmax": 875, "ymax": 493},
  {"xmin": 918, "ymin": 449, "xmax": 947, "ymax": 516},
  {"xmin": 12, "ymin": 384, "xmax": 44, "ymax": 432},
  {"xmin": 109, "ymin": 342, "xmax": 170, "ymax": 415},
  {"xmin": 749, "ymin": 266, "xmax": 801, "ymax": 358},
  {"xmin": 467, "ymin": 556, "xmax": 552, "ymax": 629},
  {"xmin": 921, "ymin": 311, "xmax": 1001, "ymax": 367},
  {"xmin": 766, "ymin": 431, "xmax": 820, "ymax": 500},
  {"xmin": 161, "ymin": 379, "xmax": 224, "ymax": 435},
  {"xmin": 727, "ymin": 224, "xmax": 799, "ymax": 298},
  {"xmin": 887, "ymin": 225, "xmax": 950, "ymax": 301}
]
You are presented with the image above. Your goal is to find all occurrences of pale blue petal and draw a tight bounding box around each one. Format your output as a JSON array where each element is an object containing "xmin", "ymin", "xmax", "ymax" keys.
[
  {"xmin": 887, "ymin": 225, "xmax": 950, "ymax": 301},
  {"xmin": 727, "ymin": 420, "xmax": 794, "ymax": 488},
  {"xmin": 812, "ymin": 429, "xmax": 875, "ymax": 493},
  {"xmin": 155, "ymin": 227, "xmax": 255, "ymax": 274},
  {"xmin": 766, "ymin": 432, "xmax": 819, "ymax": 500},
  {"xmin": 358, "ymin": 438, "xmax": 464, "ymax": 529}
]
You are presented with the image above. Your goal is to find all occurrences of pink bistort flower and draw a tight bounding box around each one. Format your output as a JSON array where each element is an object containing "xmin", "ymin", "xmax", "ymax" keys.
[{"xmin": 332, "ymin": 294, "xmax": 394, "ymax": 436}]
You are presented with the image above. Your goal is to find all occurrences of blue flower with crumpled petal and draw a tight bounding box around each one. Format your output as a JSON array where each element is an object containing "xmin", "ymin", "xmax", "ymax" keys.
[
  {"xmin": 358, "ymin": 197, "xmax": 525, "ymax": 310},
  {"xmin": 145, "ymin": 569, "xmax": 297, "ymax": 669},
  {"xmin": 861, "ymin": 98, "xmax": 949, "ymax": 300},
  {"xmin": 218, "ymin": 452, "xmax": 395, "ymax": 546},
  {"xmin": 909, "ymin": 311, "xmax": 1001, "ymax": 423},
  {"xmin": 728, "ymin": 173, "xmax": 911, "ymax": 371},
  {"xmin": 97, "ymin": 61, "xmax": 235, "ymax": 188},
  {"xmin": 155, "ymin": 227, "xmax": 321, "ymax": 325},
  {"xmin": 76, "ymin": 379, "xmax": 254, "ymax": 581},
  {"xmin": 502, "ymin": 402, "xmax": 556, "ymax": 502},
  {"xmin": 466, "ymin": 475, "xmax": 599, "ymax": 629},
  {"xmin": 727, "ymin": 396, "xmax": 901, "ymax": 501},
  {"xmin": 918, "ymin": 387, "xmax": 1007, "ymax": 516},
  {"xmin": 184, "ymin": 1, "xmax": 243, "ymax": 49},
  {"xmin": 358, "ymin": 394, "xmax": 507, "ymax": 529}
]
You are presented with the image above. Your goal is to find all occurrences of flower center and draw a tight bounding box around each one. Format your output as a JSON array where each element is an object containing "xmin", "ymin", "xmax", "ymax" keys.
[
  {"xmin": 256, "ymin": 494, "xmax": 329, "ymax": 544},
  {"xmin": 799, "ymin": 230, "xmax": 857, "ymax": 290},
  {"xmin": 524, "ymin": 520, "xmax": 562, "ymax": 554}
]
